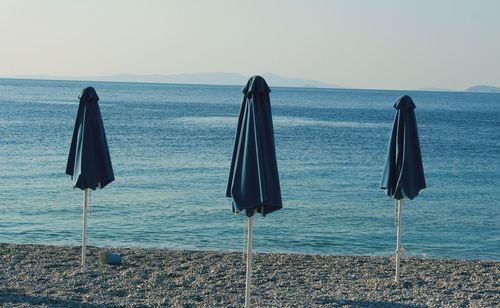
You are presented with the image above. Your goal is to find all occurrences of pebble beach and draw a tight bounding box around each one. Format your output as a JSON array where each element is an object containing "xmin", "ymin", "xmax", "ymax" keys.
[{"xmin": 0, "ymin": 243, "xmax": 498, "ymax": 307}]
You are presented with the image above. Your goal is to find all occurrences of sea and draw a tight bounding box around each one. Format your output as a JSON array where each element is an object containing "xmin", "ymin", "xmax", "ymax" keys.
[{"xmin": 1, "ymin": 78, "xmax": 499, "ymax": 261}]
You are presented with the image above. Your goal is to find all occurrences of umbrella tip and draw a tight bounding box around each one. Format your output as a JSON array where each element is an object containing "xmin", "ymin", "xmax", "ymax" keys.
[
  {"xmin": 394, "ymin": 95, "xmax": 415, "ymax": 110},
  {"xmin": 243, "ymin": 76, "xmax": 270, "ymax": 95},
  {"xmin": 78, "ymin": 87, "xmax": 99, "ymax": 102}
]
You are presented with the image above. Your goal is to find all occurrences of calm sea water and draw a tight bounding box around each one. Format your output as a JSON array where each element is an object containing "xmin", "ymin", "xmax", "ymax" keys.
[{"xmin": 1, "ymin": 78, "xmax": 499, "ymax": 261}]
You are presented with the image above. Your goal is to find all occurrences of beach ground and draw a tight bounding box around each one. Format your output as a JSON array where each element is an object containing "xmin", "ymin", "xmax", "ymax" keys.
[{"xmin": 0, "ymin": 243, "xmax": 498, "ymax": 307}]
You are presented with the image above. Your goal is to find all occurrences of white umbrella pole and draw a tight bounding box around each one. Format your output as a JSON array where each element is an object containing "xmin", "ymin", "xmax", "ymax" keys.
[
  {"xmin": 395, "ymin": 199, "xmax": 403, "ymax": 282},
  {"xmin": 243, "ymin": 216, "xmax": 247, "ymax": 263},
  {"xmin": 245, "ymin": 215, "xmax": 254, "ymax": 308},
  {"xmin": 82, "ymin": 188, "xmax": 89, "ymax": 272}
]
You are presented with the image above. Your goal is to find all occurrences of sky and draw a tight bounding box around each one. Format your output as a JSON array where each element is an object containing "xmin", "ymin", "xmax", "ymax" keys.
[{"xmin": 1, "ymin": 0, "xmax": 499, "ymax": 90}]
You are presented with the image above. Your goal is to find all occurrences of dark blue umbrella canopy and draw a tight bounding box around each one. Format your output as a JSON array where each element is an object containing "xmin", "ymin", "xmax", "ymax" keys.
[
  {"xmin": 381, "ymin": 95, "xmax": 426, "ymax": 200},
  {"xmin": 226, "ymin": 76, "xmax": 282, "ymax": 217},
  {"xmin": 66, "ymin": 87, "xmax": 114, "ymax": 190}
]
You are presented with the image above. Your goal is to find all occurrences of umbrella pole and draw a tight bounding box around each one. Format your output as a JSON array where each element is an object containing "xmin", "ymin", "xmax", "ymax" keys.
[
  {"xmin": 395, "ymin": 199, "xmax": 403, "ymax": 282},
  {"xmin": 82, "ymin": 188, "xmax": 89, "ymax": 272},
  {"xmin": 243, "ymin": 216, "xmax": 247, "ymax": 263},
  {"xmin": 245, "ymin": 215, "xmax": 254, "ymax": 308}
]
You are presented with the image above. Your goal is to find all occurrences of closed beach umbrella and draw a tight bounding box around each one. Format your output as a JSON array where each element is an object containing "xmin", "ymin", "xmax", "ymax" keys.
[
  {"xmin": 66, "ymin": 87, "xmax": 114, "ymax": 271},
  {"xmin": 227, "ymin": 76, "xmax": 282, "ymax": 307},
  {"xmin": 380, "ymin": 95, "xmax": 426, "ymax": 282}
]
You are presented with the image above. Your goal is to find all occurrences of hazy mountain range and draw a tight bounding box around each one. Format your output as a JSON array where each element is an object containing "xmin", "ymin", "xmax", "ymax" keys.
[
  {"xmin": 12, "ymin": 72, "xmax": 338, "ymax": 89},
  {"xmin": 464, "ymin": 85, "xmax": 500, "ymax": 93},
  {"xmin": 7, "ymin": 73, "xmax": 500, "ymax": 93},
  {"xmin": 418, "ymin": 85, "xmax": 500, "ymax": 93}
]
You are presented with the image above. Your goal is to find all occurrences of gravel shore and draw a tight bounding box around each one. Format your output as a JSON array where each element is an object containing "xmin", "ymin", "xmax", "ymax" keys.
[{"xmin": 0, "ymin": 243, "xmax": 498, "ymax": 307}]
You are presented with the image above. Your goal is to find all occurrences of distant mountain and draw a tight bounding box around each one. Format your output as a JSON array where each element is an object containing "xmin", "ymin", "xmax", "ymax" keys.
[
  {"xmin": 95, "ymin": 72, "xmax": 248, "ymax": 86},
  {"xmin": 100, "ymin": 72, "xmax": 338, "ymax": 88},
  {"xmin": 465, "ymin": 85, "xmax": 500, "ymax": 93},
  {"xmin": 11, "ymin": 72, "xmax": 338, "ymax": 88},
  {"xmin": 260, "ymin": 73, "xmax": 337, "ymax": 88},
  {"xmin": 416, "ymin": 87, "xmax": 455, "ymax": 92},
  {"xmin": 417, "ymin": 85, "xmax": 500, "ymax": 93}
]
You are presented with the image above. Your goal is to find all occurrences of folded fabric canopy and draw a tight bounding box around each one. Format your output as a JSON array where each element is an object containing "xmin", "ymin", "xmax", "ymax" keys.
[
  {"xmin": 381, "ymin": 95, "xmax": 426, "ymax": 200},
  {"xmin": 66, "ymin": 87, "xmax": 114, "ymax": 190},
  {"xmin": 226, "ymin": 75, "xmax": 282, "ymax": 217}
]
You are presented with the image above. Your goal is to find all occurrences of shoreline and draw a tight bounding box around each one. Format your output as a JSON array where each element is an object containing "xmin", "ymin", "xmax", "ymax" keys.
[{"xmin": 1, "ymin": 243, "xmax": 498, "ymax": 307}]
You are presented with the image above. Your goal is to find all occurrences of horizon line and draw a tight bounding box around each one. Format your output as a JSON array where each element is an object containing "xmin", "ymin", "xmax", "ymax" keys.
[{"xmin": 1, "ymin": 75, "xmax": 499, "ymax": 94}]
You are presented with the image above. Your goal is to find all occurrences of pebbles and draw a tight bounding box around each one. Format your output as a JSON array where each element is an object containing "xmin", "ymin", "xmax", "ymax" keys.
[{"xmin": 0, "ymin": 243, "xmax": 498, "ymax": 307}]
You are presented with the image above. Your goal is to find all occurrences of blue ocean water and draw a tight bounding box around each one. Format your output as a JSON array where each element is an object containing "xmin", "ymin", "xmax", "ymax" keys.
[{"xmin": 1, "ymin": 78, "xmax": 499, "ymax": 261}]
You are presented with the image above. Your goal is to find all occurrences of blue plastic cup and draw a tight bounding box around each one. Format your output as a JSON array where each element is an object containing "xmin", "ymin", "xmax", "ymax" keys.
[{"xmin": 100, "ymin": 251, "xmax": 122, "ymax": 265}]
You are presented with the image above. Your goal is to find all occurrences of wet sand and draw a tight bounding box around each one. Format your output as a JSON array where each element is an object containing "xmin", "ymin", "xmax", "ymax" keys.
[{"xmin": 0, "ymin": 243, "xmax": 498, "ymax": 307}]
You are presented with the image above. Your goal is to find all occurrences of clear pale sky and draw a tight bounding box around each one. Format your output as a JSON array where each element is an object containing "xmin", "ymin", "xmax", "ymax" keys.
[{"xmin": 1, "ymin": 0, "xmax": 499, "ymax": 90}]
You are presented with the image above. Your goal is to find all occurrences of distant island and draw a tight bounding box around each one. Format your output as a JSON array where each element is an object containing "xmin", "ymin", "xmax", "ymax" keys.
[
  {"xmin": 416, "ymin": 87, "xmax": 455, "ymax": 92},
  {"xmin": 10, "ymin": 72, "xmax": 339, "ymax": 89},
  {"xmin": 465, "ymin": 85, "xmax": 500, "ymax": 93},
  {"xmin": 417, "ymin": 85, "xmax": 500, "ymax": 93}
]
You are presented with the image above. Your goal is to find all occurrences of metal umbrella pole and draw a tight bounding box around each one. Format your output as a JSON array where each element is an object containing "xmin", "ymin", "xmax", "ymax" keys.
[
  {"xmin": 245, "ymin": 215, "xmax": 254, "ymax": 308},
  {"xmin": 395, "ymin": 199, "xmax": 403, "ymax": 282},
  {"xmin": 82, "ymin": 188, "xmax": 90, "ymax": 272}
]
